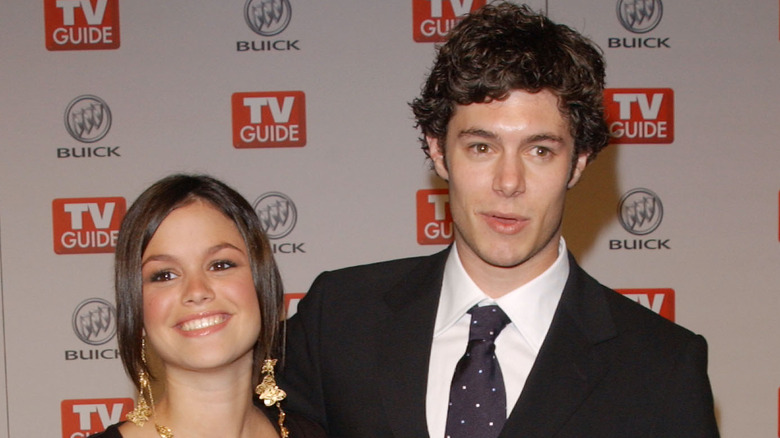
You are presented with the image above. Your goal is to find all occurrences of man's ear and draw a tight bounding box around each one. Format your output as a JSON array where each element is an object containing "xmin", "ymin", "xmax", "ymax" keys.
[
  {"xmin": 567, "ymin": 152, "xmax": 589, "ymax": 189},
  {"xmin": 428, "ymin": 136, "xmax": 449, "ymax": 181}
]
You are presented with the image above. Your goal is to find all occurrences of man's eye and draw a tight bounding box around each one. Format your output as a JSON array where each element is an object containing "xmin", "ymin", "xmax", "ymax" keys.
[
  {"xmin": 533, "ymin": 147, "xmax": 551, "ymax": 157},
  {"xmin": 211, "ymin": 260, "xmax": 237, "ymax": 271},
  {"xmin": 471, "ymin": 144, "xmax": 490, "ymax": 153}
]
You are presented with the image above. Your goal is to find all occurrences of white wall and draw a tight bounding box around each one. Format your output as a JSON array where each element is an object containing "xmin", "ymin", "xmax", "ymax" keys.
[{"xmin": 1, "ymin": 1, "xmax": 778, "ymax": 436}]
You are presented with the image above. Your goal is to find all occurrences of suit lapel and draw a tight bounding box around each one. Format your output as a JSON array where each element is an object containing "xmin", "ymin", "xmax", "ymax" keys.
[
  {"xmin": 500, "ymin": 254, "xmax": 618, "ymax": 438},
  {"xmin": 377, "ymin": 249, "xmax": 449, "ymax": 438}
]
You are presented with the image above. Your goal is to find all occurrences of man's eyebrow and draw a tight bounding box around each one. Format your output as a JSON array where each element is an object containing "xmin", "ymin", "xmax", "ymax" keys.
[
  {"xmin": 525, "ymin": 133, "xmax": 566, "ymax": 144},
  {"xmin": 457, "ymin": 128, "xmax": 499, "ymax": 140},
  {"xmin": 457, "ymin": 129, "xmax": 566, "ymax": 144}
]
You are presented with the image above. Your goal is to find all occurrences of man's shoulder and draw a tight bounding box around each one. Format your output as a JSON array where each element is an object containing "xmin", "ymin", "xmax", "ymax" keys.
[
  {"xmin": 597, "ymin": 281, "xmax": 702, "ymax": 351},
  {"xmin": 570, "ymin": 259, "xmax": 699, "ymax": 342},
  {"xmin": 295, "ymin": 248, "xmax": 449, "ymax": 320},
  {"xmin": 313, "ymin": 248, "xmax": 449, "ymax": 290}
]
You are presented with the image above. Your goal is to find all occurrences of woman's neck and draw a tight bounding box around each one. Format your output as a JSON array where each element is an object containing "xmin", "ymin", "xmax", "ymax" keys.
[{"xmin": 123, "ymin": 359, "xmax": 278, "ymax": 438}]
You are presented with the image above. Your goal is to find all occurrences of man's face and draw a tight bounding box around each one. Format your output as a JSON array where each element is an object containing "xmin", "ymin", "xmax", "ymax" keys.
[{"xmin": 428, "ymin": 89, "xmax": 588, "ymax": 291}]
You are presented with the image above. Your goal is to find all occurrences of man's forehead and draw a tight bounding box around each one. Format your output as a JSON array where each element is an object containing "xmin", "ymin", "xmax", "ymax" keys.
[{"xmin": 445, "ymin": 90, "xmax": 572, "ymax": 135}]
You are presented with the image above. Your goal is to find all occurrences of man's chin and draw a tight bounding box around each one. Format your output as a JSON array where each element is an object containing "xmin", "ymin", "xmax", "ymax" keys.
[
  {"xmin": 479, "ymin": 251, "xmax": 533, "ymax": 270},
  {"xmin": 478, "ymin": 242, "xmax": 556, "ymax": 271}
]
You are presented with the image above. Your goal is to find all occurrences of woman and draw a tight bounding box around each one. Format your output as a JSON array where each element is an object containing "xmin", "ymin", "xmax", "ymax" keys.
[{"xmin": 94, "ymin": 174, "xmax": 324, "ymax": 438}]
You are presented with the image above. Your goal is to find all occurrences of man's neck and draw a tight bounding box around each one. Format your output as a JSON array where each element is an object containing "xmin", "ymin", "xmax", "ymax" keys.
[{"xmin": 455, "ymin": 238, "xmax": 562, "ymax": 299}]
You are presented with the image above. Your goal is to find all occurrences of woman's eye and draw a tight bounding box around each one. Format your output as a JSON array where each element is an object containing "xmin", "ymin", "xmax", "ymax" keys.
[
  {"xmin": 150, "ymin": 271, "xmax": 177, "ymax": 282},
  {"xmin": 211, "ymin": 260, "xmax": 237, "ymax": 271}
]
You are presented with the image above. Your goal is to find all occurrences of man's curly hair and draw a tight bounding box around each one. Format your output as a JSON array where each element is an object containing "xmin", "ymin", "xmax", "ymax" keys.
[{"xmin": 411, "ymin": 2, "xmax": 610, "ymax": 163}]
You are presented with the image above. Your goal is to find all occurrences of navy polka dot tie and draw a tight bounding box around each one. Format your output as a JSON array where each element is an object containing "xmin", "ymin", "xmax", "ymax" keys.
[{"xmin": 445, "ymin": 305, "xmax": 511, "ymax": 438}]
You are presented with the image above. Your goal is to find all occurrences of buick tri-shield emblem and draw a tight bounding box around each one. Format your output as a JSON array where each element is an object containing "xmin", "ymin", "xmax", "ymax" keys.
[
  {"xmin": 617, "ymin": 0, "xmax": 663, "ymax": 34},
  {"xmin": 245, "ymin": 0, "xmax": 292, "ymax": 36}
]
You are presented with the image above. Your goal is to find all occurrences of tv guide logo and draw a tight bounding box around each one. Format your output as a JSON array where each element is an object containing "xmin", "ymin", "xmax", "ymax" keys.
[
  {"xmin": 417, "ymin": 189, "xmax": 453, "ymax": 245},
  {"xmin": 617, "ymin": 288, "xmax": 675, "ymax": 321},
  {"xmin": 62, "ymin": 398, "xmax": 133, "ymax": 437},
  {"xmin": 412, "ymin": 0, "xmax": 486, "ymax": 42},
  {"xmin": 285, "ymin": 293, "xmax": 305, "ymax": 318},
  {"xmin": 52, "ymin": 197, "xmax": 126, "ymax": 254},
  {"xmin": 232, "ymin": 91, "xmax": 306, "ymax": 148},
  {"xmin": 44, "ymin": 0, "xmax": 120, "ymax": 51},
  {"xmin": 605, "ymin": 88, "xmax": 674, "ymax": 144}
]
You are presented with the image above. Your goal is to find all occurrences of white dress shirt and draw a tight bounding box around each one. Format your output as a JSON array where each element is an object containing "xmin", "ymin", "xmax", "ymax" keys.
[{"xmin": 425, "ymin": 238, "xmax": 570, "ymax": 438}]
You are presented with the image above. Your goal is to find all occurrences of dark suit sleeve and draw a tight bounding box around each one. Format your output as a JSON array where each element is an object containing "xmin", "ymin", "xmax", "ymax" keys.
[
  {"xmin": 654, "ymin": 334, "xmax": 719, "ymax": 437},
  {"xmin": 279, "ymin": 272, "xmax": 330, "ymax": 430}
]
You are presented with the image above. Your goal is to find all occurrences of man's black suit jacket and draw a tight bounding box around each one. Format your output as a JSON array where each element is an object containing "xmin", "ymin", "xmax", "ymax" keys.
[{"xmin": 279, "ymin": 248, "xmax": 719, "ymax": 437}]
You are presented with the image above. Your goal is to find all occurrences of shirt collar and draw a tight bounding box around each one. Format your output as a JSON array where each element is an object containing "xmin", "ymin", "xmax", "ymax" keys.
[{"xmin": 434, "ymin": 238, "xmax": 570, "ymax": 352}]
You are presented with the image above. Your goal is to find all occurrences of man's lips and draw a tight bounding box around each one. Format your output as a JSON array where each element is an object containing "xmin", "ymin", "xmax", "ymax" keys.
[{"xmin": 481, "ymin": 212, "xmax": 529, "ymax": 233}]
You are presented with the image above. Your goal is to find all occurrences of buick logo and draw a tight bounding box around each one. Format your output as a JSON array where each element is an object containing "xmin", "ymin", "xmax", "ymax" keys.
[
  {"xmin": 618, "ymin": 188, "xmax": 663, "ymax": 235},
  {"xmin": 254, "ymin": 192, "xmax": 297, "ymax": 239},
  {"xmin": 64, "ymin": 95, "xmax": 112, "ymax": 143},
  {"xmin": 617, "ymin": 0, "xmax": 663, "ymax": 34},
  {"xmin": 72, "ymin": 298, "xmax": 117, "ymax": 346},
  {"xmin": 244, "ymin": 0, "xmax": 292, "ymax": 36}
]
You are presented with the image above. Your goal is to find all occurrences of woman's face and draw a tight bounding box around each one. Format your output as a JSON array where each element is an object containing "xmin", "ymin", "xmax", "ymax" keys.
[{"xmin": 140, "ymin": 200, "xmax": 261, "ymax": 374}]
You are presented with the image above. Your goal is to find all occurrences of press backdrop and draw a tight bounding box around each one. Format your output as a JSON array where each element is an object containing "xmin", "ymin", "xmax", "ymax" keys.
[{"xmin": 1, "ymin": 1, "xmax": 779, "ymax": 437}]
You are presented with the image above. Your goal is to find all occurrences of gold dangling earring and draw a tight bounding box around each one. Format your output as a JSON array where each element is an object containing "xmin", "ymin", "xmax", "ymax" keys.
[
  {"xmin": 125, "ymin": 339, "xmax": 174, "ymax": 438},
  {"xmin": 255, "ymin": 359, "xmax": 289, "ymax": 438},
  {"xmin": 126, "ymin": 339, "xmax": 152, "ymax": 426}
]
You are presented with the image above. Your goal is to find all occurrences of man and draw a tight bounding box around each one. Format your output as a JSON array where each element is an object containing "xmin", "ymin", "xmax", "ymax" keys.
[{"xmin": 279, "ymin": 3, "xmax": 719, "ymax": 437}]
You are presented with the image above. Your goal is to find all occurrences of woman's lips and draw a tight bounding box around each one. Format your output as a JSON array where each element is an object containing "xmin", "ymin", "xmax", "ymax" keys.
[{"xmin": 177, "ymin": 313, "xmax": 230, "ymax": 333}]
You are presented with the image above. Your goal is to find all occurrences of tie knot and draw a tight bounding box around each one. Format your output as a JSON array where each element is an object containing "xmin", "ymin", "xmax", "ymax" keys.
[{"xmin": 467, "ymin": 305, "xmax": 510, "ymax": 342}]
